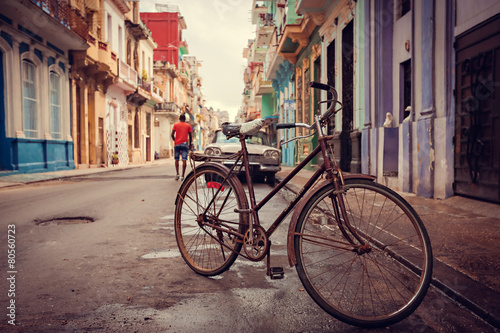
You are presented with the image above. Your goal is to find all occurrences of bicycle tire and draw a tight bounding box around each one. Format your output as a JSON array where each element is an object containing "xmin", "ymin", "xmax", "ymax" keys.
[
  {"xmin": 175, "ymin": 164, "xmax": 248, "ymax": 276},
  {"xmin": 294, "ymin": 179, "xmax": 433, "ymax": 328}
]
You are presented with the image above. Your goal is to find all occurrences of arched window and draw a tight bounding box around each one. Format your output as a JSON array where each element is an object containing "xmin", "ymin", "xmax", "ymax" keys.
[
  {"xmin": 22, "ymin": 60, "xmax": 38, "ymax": 138},
  {"xmin": 49, "ymin": 71, "xmax": 62, "ymax": 139}
]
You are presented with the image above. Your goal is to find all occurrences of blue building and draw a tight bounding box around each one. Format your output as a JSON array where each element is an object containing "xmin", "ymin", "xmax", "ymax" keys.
[
  {"xmin": 249, "ymin": 0, "xmax": 500, "ymax": 203},
  {"xmin": 0, "ymin": 0, "xmax": 87, "ymax": 174}
]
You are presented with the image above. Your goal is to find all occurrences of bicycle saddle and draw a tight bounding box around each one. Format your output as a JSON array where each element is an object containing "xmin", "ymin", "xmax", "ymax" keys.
[{"xmin": 222, "ymin": 119, "xmax": 265, "ymax": 138}]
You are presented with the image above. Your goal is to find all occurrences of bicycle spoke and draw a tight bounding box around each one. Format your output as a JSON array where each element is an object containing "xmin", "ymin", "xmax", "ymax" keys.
[
  {"xmin": 175, "ymin": 167, "xmax": 247, "ymax": 276},
  {"xmin": 295, "ymin": 180, "xmax": 432, "ymax": 327}
]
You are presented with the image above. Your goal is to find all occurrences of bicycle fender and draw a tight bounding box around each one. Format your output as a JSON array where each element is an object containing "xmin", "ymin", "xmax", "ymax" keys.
[
  {"xmin": 286, "ymin": 174, "xmax": 376, "ymax": 267},
  {"xmin": 174, "ymin": 162, "xmax": 241, "ymax": 207}
]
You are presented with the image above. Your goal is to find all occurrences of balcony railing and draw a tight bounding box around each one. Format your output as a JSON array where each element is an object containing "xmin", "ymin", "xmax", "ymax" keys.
[
  {"xmin": 30, "ymin": 0, "xmax": 88, "ymax": 40},
  {"xmin": 152, "ymin": 84, "xmax": 165, "ymax": 102},
  {"xmin": 118, "ymin": 60, "xmax": 137, "ymax": 88},
  {"xmin": 155, "ymin": 102, "xmax": 181, "ymax": 113},
  {"xmin": 259, "ymin": 13, "xmax": 274, "ymax": 26},
  {"xmin": 138, "ymin": 78, "xmax": 151, "ymax": 92}
]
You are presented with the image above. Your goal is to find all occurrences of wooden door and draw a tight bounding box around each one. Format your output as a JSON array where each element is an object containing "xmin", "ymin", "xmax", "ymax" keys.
[{"xmin": 455, "ymin": 14, "xmax": 500, "ymax": 203}]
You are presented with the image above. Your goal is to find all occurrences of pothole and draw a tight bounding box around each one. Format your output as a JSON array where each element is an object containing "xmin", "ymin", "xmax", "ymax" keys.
[{"xmin": 34, "ymin": 217, "xmax": 95, "ymax": 226}]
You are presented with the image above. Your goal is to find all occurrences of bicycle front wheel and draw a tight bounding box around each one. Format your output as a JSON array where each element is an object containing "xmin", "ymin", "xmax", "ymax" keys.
[
  {"xmin": 294, "ymin": 179, "xmax": 433, "ymax": 328},
  {"xmin": 175, "ymin": 164, "xmax": 248, "ymax": 276}
]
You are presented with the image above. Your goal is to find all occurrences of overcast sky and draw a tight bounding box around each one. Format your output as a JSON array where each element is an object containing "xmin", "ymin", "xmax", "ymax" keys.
[{"xmin": 139, "ymin": 0, "xmax": 256, "ymax": 120}]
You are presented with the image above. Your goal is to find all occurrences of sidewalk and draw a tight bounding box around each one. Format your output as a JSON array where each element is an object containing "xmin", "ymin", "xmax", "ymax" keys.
[
  {"xmin": 0, "ymin": 158, "xmax": 174, "ymax": 188},
  {"xmin": 1, "ymin": 161, "xmax": 499, "ymax": 328},
  {"xmin": 277, "ymin": 166, "xmax": 500, "ymax": 329}
]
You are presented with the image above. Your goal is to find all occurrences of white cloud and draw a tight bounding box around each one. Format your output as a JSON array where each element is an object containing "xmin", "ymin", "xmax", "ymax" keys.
[{"xmin": 139, "ymin": 0, "xmax": 255, "ymax": 121}]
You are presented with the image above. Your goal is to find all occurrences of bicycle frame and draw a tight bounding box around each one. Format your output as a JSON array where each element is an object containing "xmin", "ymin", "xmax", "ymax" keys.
[
  {"xmin": 188, "ymin": 83, "xmax": 375, "ymax": 265},
  {"xmin": 239, "ymin": 133, "xmax": 332, "ymax": 239}
]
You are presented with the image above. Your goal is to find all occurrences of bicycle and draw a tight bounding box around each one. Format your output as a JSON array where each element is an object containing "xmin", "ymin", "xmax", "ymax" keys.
[{"xmin": 174, "ymin": 82, "xmax": 433, "ymax": 328}]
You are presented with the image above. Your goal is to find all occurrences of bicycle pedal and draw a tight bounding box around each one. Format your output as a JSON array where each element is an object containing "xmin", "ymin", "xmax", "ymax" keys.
[{"xmin": 270, "ymin": 267, "xmax": 284, "ymax": 279}]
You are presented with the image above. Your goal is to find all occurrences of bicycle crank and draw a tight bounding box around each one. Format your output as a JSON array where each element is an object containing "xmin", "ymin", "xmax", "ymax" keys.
[{"xmin": 243, "ymin": 225, "xmax": 268, "ymax": 261}]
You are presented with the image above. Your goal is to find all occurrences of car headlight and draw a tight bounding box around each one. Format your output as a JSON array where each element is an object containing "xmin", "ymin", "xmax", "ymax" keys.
[
  {"xmin": 264, "ymin": 150, "xmax": 280, "ymax": 161},
  {"xmin": 205, "ymin": 147, "xmax": 221, "ymax": 156}
]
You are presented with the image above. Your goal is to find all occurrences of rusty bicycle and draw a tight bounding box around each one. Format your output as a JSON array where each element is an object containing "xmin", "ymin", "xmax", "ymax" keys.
[{"xmin": 174, "ymin": 82, "xmax": 433, "ymax": 328}]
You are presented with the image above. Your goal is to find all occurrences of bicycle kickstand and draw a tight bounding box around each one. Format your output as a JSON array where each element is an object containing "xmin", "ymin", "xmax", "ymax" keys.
[{"xmin": 266, "ymin": 241, "xmax": 284, "ymax": 279}]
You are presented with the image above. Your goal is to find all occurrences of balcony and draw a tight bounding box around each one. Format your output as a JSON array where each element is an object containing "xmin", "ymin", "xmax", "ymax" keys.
[
  {"xmin": 116, "ymin": 60, "xmax": 137, "ymax": 91},
  {"xmin": 125, "ymin": 19, "xmax": 150, "ymax": 40},
  {"xmin": 250, "ymin": 43, "xmax": 267, "ymax": 63},
  {"xmin": 152, "ymin": 84, "xmax": 165, "ymax": 103},
  {"xmin": 252, "ymin": 0, "xmax": 268, "ymax": 24},
  {"xmin": 296, "ymin": 0, "xmax": 330, "ymax": 15},
  {"xmin": 179, "ymin": 70, "xmax": 189, "ymax": 84},
  {"xmin": 1, "ymin": 0, "xmax": 88, "ymax": 51},
  {"xmin": 154, "ymin": 102, "xmax": 182, "ymax": 114},
  {"xmin": 95, "ymin": 41, "xmax": 117, "ymax": 75},
  {"xmin": 255, "ymin": 23, "xmax": 274, "ymax": 48},
  {"xmin": 125, "ymin": 78, "xmax": 152, "ymax": 106},
  {"xmin": 265, "ymin": 30, "xmax": 284, "ymax": 80},
  {"xmin": 30, "ymin": 0, "xmax": 89, "ymax": 41},
  {"xmin": 256, "ymin": 79, "xmax": 273, "ymax": 95}
]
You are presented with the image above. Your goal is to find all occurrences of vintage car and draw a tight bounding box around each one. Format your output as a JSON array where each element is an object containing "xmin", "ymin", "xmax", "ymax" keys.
[{"xmin": 204, "ymin": 130, "xmax": 281, "ymax": 184}]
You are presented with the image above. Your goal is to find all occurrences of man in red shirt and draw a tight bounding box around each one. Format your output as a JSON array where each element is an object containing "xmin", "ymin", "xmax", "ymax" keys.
[{"xmin": 171, "ymin": 114, "xmax": 192, "ymax": 181}]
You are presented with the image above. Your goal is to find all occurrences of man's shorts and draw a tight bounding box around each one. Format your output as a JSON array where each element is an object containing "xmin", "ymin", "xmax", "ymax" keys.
[{"xmin": 174, "ymin": 143, "xmax": 189, "ymax": 160}]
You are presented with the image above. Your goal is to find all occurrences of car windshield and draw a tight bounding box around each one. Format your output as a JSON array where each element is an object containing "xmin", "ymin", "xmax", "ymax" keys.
[{"xmin": 215, "ymin": 131, "xmax": 270, "ymax": 146}]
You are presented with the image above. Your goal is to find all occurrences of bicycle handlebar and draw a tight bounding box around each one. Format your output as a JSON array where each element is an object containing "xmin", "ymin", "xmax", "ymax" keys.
[
  {"xmin": 276, "ymin": 82, "xmax": 339, "ymax": 130},
  {"xmin": 276, "ymin": 123, "xmax": 296, "ymax": 129},
  {"xmin": 221, "ymin": 82, "xmax": 339, "ymax": 139},
  {"xmin": 310, "ymin": 81, "xmax": 332, "ymax": 91}
]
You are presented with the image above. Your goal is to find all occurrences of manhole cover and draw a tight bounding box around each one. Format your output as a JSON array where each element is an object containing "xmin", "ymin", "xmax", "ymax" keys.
[{"xmin": 34, "ymin": 217, "xmax": 95, "ymax": 226}]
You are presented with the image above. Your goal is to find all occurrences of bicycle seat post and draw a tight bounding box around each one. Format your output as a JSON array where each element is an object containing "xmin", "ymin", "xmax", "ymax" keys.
[{"xmin": 239, "ymin": 135, "xmax": 259, "ymax": 230}]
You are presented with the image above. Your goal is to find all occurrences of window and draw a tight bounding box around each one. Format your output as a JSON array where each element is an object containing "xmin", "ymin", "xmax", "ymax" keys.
[
  {"xmin": 22, "ymin": 60, "xmax": 38, "ymax": 138},
  {"xmin": 397, "ymin": 0, "xmax": 411, "ymax": 19},
  {"xmin": 49, "ymin": 71, "xmax": 62, "ymax": 139},
  {"xmin": 118, "ymin": 26, "xmax": 122, "ymax": 58},
  {"xmin": 142, "ymin": 51, "xmax": 145, "ymax": 77},
  {"xmin": 401, "ymin": 59, "xmax": 411, "ymax": 121},
  {"xmin": 107, "ymin": 13, "xmax": 112, "ymax": 49}
]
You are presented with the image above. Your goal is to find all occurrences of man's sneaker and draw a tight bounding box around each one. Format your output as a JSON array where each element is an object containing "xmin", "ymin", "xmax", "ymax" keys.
[
  {"xmin": 180, "ymin": 177, "xmax": 184, "ymax": 182},
  {"xmin": 175, "ymin": 175, "xmax": 179, "ymax": 181}
]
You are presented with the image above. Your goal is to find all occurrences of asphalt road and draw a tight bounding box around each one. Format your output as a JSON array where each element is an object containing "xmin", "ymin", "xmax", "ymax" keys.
[{"xmin": 0, "ymin": 165, "xmax": 497, "ymax": 332}]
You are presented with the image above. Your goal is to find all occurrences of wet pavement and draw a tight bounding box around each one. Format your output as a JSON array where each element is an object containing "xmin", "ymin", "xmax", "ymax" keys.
[
  {"xmin": 276, "ymin": 166, "xmax": 500, "ymax": 330},
  {"xmin": 1, "ymin": 159, "xmax": 499, "ymax": 330}
]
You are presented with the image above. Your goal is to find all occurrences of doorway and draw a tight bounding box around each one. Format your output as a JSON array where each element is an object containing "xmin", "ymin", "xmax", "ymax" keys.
[{"xmin": 454, "ymin": 14, "xmax": 500, "ymax": 203}]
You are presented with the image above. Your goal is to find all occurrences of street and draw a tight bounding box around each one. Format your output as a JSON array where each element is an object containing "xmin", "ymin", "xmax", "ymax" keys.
[{"xmin": 0, "ymin": 164, "xmax": 498, "ymax": 332}]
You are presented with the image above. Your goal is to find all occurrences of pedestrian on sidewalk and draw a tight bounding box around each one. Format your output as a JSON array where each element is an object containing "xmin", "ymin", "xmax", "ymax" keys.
[{"xmin": 171, "ymin": 114, "xmax": 192, "ymax": 181}]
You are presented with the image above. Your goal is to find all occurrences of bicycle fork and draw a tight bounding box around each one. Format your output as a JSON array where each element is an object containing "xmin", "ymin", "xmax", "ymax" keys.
[{"xmin": 329, "ymin": 181, "xmax": 371, "ymax": 255}]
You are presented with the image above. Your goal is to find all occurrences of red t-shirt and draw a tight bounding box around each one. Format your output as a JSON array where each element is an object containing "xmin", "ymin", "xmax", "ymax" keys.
[{"xmin": 173, "ymin": 122, "xmax": 192, "ymax": 145}]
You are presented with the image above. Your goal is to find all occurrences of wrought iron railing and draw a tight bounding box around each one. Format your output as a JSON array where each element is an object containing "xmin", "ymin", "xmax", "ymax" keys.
[
  {"xmin": 154, "ymin": 102, "xmax": 181, "ymax": 113},
  {"xmin": 30, "ymin": 0, "xmax": 88, "ymax": 40}
]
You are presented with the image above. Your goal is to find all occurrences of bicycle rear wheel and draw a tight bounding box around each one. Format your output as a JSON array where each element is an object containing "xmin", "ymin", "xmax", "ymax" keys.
[
  {"xmin": 175, "ymin": 164, "xmax": 248, "ymax": 276},
  {"xmin": 294, "ymin": 179, "xmax": 432, "ymax": 328}
]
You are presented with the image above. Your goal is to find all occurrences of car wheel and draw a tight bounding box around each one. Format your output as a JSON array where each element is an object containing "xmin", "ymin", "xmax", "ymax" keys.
[
  {"xmin": 265, "ymin": 173, "xmax": 275, "ymax": 186},
  {"xmin": 252, "ymin": 174, "xmax": 265, "ymax": 183}
]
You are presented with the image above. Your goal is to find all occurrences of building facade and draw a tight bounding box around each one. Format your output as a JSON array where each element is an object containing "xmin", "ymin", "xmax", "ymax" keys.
[
  {"xmin": 245, "ymin": 0, "xmax": 500, "ymax": 202},
  {"xmin": 143, "ymin": 5, "xmax": 204, "ymax": 157},
  {"xmin": 0, "ymin": 0, "xmax": 207, "ymax": 176},
  {"xmin": 0, "ymin": 0, "xmax": 88, "ymax": 174}
]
